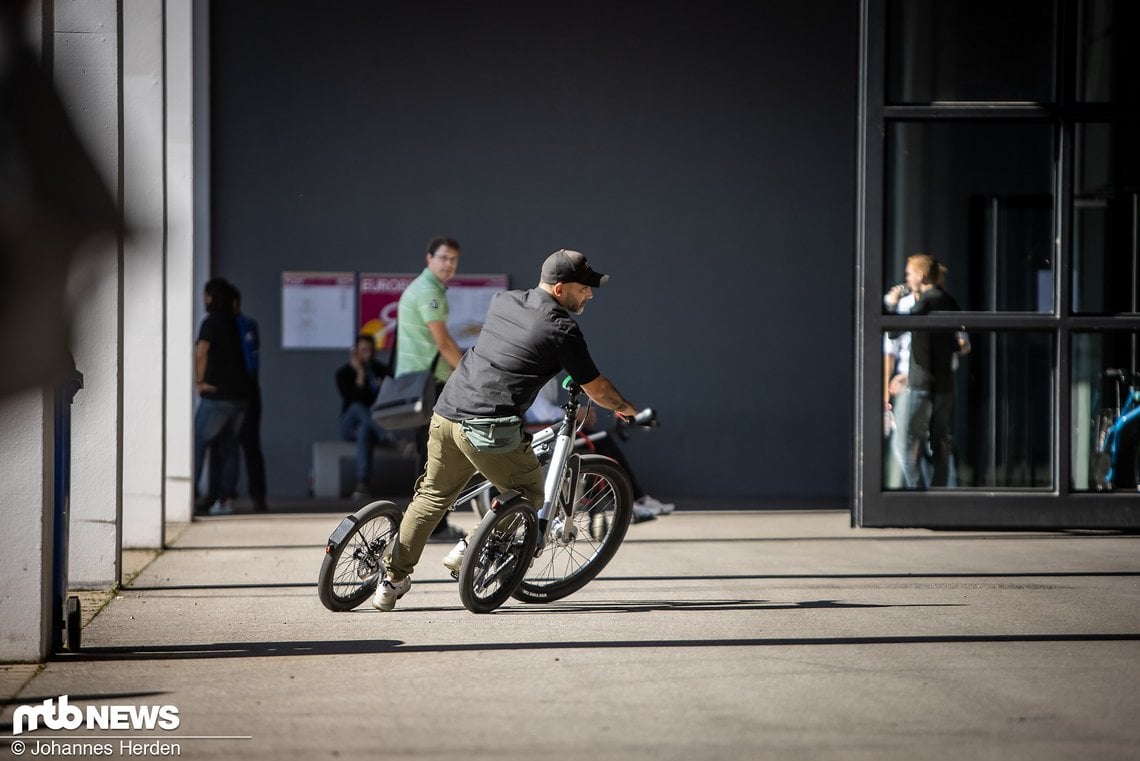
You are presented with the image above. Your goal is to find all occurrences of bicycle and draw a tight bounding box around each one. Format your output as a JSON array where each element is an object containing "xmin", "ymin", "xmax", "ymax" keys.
[
  {"xmin": 317, "ymin": 377, "xmax": 656, "ymax": 613},
  {"xmin": 1091, "ymin": 368, "xmax": 1140, "ymax": 491}
]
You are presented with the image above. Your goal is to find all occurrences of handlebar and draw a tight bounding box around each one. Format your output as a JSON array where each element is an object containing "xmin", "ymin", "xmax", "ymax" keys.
[
  {"xmin": 1103, "ymin": 369, "xmax": 1140, "ymax": 386},
  {"xmin": 532, "ymin": 406, "xmax": 659, "ymax": 450},
  {"xmin": 618, "ymin": 407, "xmax": 658, "ymax": 428}
]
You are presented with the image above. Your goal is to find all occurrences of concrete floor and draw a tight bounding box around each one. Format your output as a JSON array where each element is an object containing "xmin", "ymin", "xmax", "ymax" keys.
[{"xmin": 2, "ymin": 508, "xmax": 1139, "ymax": 760}]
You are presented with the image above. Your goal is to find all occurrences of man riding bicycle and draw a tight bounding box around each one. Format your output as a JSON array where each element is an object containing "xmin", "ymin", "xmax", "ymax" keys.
[{"xmin": 373, "ymin": 249, "xmax": 640, "ymax": 612}]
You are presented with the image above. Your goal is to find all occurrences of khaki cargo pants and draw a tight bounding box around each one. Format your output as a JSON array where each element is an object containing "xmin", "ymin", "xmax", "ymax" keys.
[{"xmin": 388, "ymin": 414, "xmax": 545, "ymax": 580}]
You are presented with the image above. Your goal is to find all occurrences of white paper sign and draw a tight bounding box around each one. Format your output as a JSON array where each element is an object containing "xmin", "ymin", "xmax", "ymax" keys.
[{"xmin": 281, "ymin": 272, "xmax": 356, "ymax": 349}]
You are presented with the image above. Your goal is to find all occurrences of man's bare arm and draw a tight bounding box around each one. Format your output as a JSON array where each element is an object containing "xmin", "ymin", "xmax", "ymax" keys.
[
  {"xmin": 581, "ymin": 375, "xmax": 637, "ymax": 419},
  {"xmin": 427, "ymin": 320, "xmax": 463, "ymax": 369}
]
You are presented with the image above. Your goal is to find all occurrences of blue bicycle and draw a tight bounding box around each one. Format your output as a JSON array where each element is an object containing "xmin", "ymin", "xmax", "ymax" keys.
[{"xmin": 1091, "ymin": 369, "xmax": 1140, "ymax": 491}]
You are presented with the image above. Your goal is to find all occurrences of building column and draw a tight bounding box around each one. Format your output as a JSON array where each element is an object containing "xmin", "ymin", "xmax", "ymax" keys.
[
  {"xmin": 56, "ymin": 0, "xmax": 123, "ymax": 586},
  {"xmin": 120, "ymin": 0, "xmax": 166, "ymax": 549},
  {"xmin": 0, "ymin": 391, "xmax": 56, "ymax": 662},
  {"xmin": 164, "ymin": 0, "xmax": 198, "ymax": 523},
  {"xmin": 0, "ymin": 0, "xmax": 56, "ymax": 665}
]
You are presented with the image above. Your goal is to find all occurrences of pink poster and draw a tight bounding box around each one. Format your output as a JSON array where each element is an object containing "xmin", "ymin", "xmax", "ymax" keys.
[
  {"xmin": 358, "ymin": 273, "xmax": 415, "ymax": 349},
  {"xmin": 358, "ymin": 273, "xmax": 509, "ymax": 351}
]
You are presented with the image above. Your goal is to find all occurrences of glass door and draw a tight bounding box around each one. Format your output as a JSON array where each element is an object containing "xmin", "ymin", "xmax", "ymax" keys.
[{"xmin": 856, "ymin": 0, "xmax": 1140, "ymax": 530}]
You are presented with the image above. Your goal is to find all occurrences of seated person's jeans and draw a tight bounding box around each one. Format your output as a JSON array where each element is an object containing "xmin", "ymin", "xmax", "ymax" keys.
[{"xmin": 339, "ymin": 402, "xmax": 393, "ymax": 483}]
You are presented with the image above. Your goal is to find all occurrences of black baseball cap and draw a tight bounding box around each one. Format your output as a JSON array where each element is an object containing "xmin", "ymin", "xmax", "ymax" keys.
[{"xmin": 540, "ymin": 249, "xmax": 609, "ymax": 288}]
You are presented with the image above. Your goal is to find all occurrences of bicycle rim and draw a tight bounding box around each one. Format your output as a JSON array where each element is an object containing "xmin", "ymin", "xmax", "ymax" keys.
[
  {"xmin": 318, "ymin": 502, "xmax": 401, "ymax": 611},
  {"xmin": 458, "ymin": 502, "xmax": 537, "ymax": 613}
]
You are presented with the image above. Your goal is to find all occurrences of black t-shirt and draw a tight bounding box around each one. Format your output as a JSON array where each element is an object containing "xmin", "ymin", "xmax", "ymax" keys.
[
  {"xmin": 335, "ymin": 359, "xmax": 391, "ymax": 413},
  {"xmin": 434, "ymin": 288, "xmax": 601, "ymax": 420},
  {"xmin": 908, "ymin": 287, "xmax": 960, "ymax": 393},
  {"xmin": 198, "ymin": 311, "xmax": 253, "ymax": 401}
]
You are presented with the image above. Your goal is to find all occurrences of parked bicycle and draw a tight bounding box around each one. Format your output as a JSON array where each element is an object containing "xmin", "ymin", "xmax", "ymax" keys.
[
  {"xmin": 1091, "ymin": 368, "xmax": 1140, "ymax": 491},
  {"xmin": 317, "ymin": 378, "xmax": 656, "ymax": 613}
]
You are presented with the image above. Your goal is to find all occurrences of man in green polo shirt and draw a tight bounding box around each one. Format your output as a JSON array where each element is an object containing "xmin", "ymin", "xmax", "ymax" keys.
[{"xmin": 396, "ymin": 236, "xmax": 465, "ymax": 542}]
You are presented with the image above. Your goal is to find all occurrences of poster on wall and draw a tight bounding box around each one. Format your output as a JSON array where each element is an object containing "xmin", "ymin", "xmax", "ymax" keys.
[
  {"xmin": 281, "ymin": 272, "xmax": 357, "ymax": 349},
  {"xmin": 359, "ymin": 273, "xmax": 509, "ymax": 352},
  {"xmin": 358, "ymin": 273, "xmax": 415, "ymax": 350},
  {"xmin": 446, "ymin": 275, "xmax": 510, "ymax": 350}
]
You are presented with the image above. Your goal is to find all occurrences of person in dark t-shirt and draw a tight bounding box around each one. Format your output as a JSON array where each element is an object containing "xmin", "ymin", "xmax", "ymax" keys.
[
  {"xmin": 193, "ymin": 278, "xmax": 251, "ymax": 516},
  {"xmin": 200, "ymin": 287, "xmax": 269, "ymax": 512},
  {"xmin": 372, "ymin": 249, "xmax": 640, "ymax": 612}
]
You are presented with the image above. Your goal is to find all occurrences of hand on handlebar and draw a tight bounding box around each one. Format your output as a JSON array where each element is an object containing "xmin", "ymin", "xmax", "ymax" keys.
[{"xmin": 617, "ymin": 407, "xmax": 658, "ymax": 428}]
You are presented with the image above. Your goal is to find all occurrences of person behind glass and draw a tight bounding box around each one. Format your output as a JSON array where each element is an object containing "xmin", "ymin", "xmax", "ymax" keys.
[
  {"xmin": 897, "ymin": 253, "xmax": 964, "ymax": 488},
  {"xmin": 395, "ymin": 236, "xmax": 465, "ymax": 543},
  {"xmin": 193, "ymin": 278, "xmax": 253, "ymax": 516},
  {"xmin": 372, "ymin": 249, "xmax": 640, "ymax": 612},
  {"xmin": 336, "ymin": 333, "xmax": 397, "ymax": 500},
  {"xmin": 882, "ymin": 279, "xmax": 917, "ymax": 489},
  {"xmin": 200, "ymin": 286, "xmax": 269, "ymax": 511}
]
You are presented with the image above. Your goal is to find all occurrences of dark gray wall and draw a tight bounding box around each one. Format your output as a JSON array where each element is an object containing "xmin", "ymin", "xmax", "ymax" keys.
[{"xmin": 210, "ymin": 0, "xmax": 858, "ymax": 502}]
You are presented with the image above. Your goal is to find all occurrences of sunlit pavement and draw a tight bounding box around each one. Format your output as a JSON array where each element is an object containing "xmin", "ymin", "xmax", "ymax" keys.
[{"xmin": 3, "ymin": 508, "xmax": 1139, "ymax": 761}]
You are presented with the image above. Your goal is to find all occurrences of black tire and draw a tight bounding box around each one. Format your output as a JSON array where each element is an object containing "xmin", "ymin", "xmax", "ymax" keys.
[
  {"xmin": 1091, "ymin": 410, "xmax": 1115, "ymax": 492},
  {"xmin": 457, "ymin": 498, "xmax": 539, "ymax": 614},
  {"xmin": 65, "ymin": 596, "xmax": 81, "ymax": 652},
  {"xmin": 513, "ymin": 455, "xmax": 634, "ymax": 604},
  {"xmin": 318, "ymin": 501, "xmax": 403, "ymax": 612}
]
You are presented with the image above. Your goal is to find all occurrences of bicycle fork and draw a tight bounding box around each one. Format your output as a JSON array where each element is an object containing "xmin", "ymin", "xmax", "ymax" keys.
[{"xmin": 534, "ymin": 431, "xmax": 581, "ymax": 554}]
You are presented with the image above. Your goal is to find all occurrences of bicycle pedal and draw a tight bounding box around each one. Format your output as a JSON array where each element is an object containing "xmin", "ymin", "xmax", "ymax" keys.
[{"xmin": 449, "ymin": 570, "xmax": 459, "ymax": 581}]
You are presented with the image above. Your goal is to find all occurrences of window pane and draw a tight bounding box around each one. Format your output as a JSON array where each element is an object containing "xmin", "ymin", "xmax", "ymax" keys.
[
  {"xmin": 885, "ymin": 122, "xmax": 1055, "ymax": 313},
  {"xmin": 887, "ymin": 0, "xmax": 1054, "ymax": 103},
  {"xmin": 1072, "ymin": 332, "xmax": 1140, "ymax": 491},
  {"xmin": 884, "ymin": 330, "xmax": 1053, "ymax": 490},
  {"xmin": 1073, "ymin": 123, "xmax": 1140, "ymax": 314},
  {"xmin": 1078, "ymin": 0, "xmax": 1140, "ymax": 104}
]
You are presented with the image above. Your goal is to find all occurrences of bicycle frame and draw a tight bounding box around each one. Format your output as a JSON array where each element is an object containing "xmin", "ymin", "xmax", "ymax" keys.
[
  {"xmin": 1103, "ymin": 371, "xmax": 1140, "ymax": 486},
  {"xmin": 449, "ymin": 382, "xmax": 590, "ymax": 545}
]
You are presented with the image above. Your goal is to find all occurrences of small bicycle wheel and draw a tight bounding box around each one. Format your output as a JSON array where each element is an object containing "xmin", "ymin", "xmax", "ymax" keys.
[
  {"xmin": 513, "ymin": 455, "xmax": 634, "ymax": 604},
  {"xmin": 457, "ymin": 498, "xmax": 538, "ymax": 614},
  {"xmin": 318, "ymin": 501, "xmax": 403, "ymax": 612}
]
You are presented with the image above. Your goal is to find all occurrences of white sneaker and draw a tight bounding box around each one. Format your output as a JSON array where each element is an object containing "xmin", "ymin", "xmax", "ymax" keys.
[
  {"xmin": 442, "ymin": 538, "xmax": 467, "ymax": 575},
  {"xmin": 371, "ymin": 576, "xmax": 411, "ymax": 612},
  {"xmin": 207, "ymin": 500, "xmax": 234, "ymax": 516},
  {"xmin": 635, "ymin": 495, "xmax": 674, "ymax": 515},
  {"xmin": 631, "ymin": 505, "xmax": 657, "ymax": 524}
]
